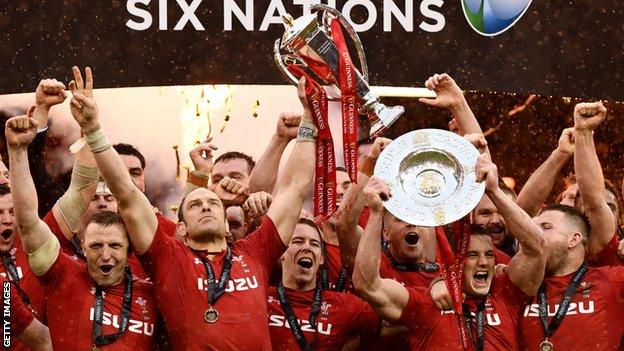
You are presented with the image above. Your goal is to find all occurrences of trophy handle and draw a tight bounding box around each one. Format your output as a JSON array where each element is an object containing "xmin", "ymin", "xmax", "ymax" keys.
[
  {"xmin": 274, "ymin": 39, "xmax": 306, "ymax": 85},
  {"xmin": 312, "ymin": 4, "xmax": 370, "ymax": 84}
]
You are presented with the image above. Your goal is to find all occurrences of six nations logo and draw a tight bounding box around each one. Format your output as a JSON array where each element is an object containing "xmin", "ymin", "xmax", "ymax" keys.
[{"xmin": 462, "ymin": 0, "xmax": 533, "ymax": 36}]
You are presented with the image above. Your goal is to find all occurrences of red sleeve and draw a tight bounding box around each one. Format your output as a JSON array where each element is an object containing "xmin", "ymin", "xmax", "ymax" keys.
[
  {"xmin": 233, "ymin": 216, "xmax": 286, "ymax": 281},
  {"xmin": 138, "ymin": 222, "xmax": 187, "ymax": 279},
  {"xmin": 1, "ymin": 279, "xmax": 35, "ymax": 335},
  {"xmin": 397, "ymin": 286, "xmax": 431, "ymax": 326},
  {"xmin": 587, "ymin": 234, "xmax": 624, "ymax": 267},
  {"xmin": 358, "ymin": 207, "xmax": 370, "ymax": 228},
  {"xmin": 344, "ymin": 294, "xmax": 380, "ymax": 335},
  {"xmin": 378, "ymin": 253, "xmax": 394, "ymax": 278},
  {"xmin": 156, "ymin": 212, "xmax": 177, "ymax": 237},
  {"xmin": 37, "ymin": 250, "xmax": 81, "ymax": 295},
  {"xmin": 494, "ymin": 249, "xmax": 511, "ymax": 265}
]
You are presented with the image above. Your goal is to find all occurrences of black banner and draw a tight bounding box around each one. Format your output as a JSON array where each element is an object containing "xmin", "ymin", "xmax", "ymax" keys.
[{"xmin": 1, "ymin": 1, "xmax": 623, "ymax": 99}]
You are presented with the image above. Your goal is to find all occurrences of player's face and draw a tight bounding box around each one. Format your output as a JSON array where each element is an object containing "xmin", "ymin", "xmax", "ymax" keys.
[
  {"xmin": 0, "ymin": 195, "xmax": 15, "ymax": 254},
  {"xmin": 83, "ymin": 223, "xmax": 129, "ymax": 287},
  {"xmin": 604, "ymin": 189, "xmax": 620, "ymax": 230},
  {"xmin": 462, "ymin": 235, "xmax": 495, "ymax": 297},
  {"xmin": 534, "ymin": 210, "xmax": 569, "ymax": 275},
  {"xmin": 83, "ymin": 192, "xmax": 118, "ymax": 223},
  {"xmin": 120, "ymin": 155, "xmax": 146, "ymax": 193},
  {"xmin": 226, "ymin": 206, "xmax": 246, "ymax": 243},
  {"xmin": 181, "ymin": 188, "xmax": 227, "ymax": 241},
  {"xmin": 473, "ymin": 195, "xmax": 508, "ymax": 248},
  {"xmin": 335, "ymin": 170, "xmax": 351, "ymax": 207},
  {"xmin": 384, "ymin": 214, "xmax": 430, "ymax": 262},
  {"xmin": 281, "ymin": 224, "xmax": 324, "ymax": 285},
  {"xmin": 559, "ymin": 183, "xmax": 578, "ymax": 206},
  {"xmin": 211, "ymin": 159, "xmax": 250, "ymax": 186}
]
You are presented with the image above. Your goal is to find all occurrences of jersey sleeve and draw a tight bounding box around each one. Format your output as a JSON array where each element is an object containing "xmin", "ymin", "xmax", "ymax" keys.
[
  {"xmin": 397, "ymin": 286, "xmax": 432, "ymax": 327},
  {"xmin": 37, "ymin": 251, "xmax": 81, "ymax": 295},
  {"xmin": 344, "ymin": 294, "xmax": 381, "ymax": 336},
  {"xmin": 42, "ymin": 210, "xmax": 76, "ymax": 254},
  {"xmin": 138, "ymin": 222, "xmax": 187, "ymax": 280},
  {"xmin": 233, "ymin": 216, "xmax": 286, "ymax": 281},
  {"xmin": 494, "ymin": 249, "xmax": 511, "ymax": 265},
  {"xmin": 156, "ymin": 212, "xmax": 177, "ymax": 237},
  {"xmin": 587, "ymin": 234, "xmax": 624, "ymax": 267}
]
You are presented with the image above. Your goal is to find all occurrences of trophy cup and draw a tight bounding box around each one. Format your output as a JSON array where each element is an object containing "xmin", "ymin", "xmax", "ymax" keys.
[
  {"xmin": 274, "ymin": 4, "xmax": 404, "ymax": 138},
  {"xmin": 374, "ymin": 129, "xmax": 486, "ymax": 226}
]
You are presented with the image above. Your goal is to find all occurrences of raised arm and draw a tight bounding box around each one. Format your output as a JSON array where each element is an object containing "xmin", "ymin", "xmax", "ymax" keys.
[
  {"xmin": 265, "ymin": 78, "xmax": 315, "ymax": 245},
  {"xmin": 334, "ymin": 137, "xmax": 391, "ymax": 271},
  {"xmin": 6, "ymin": 112, "xmax": 58, "ymax": 260},
  {"xmin": 573, "ymin": 102, "xmax": 614, "ymax": 256},
  {"xmin": 248, "ymin": 112, "xmax": 300, "ymax": 194},
  {"xmin": 419, "ymin": 73, "xmax": 490, "ymax": 155},
  {"xmin": 50, "ymin": 140, "xmax": 99, "ymax": 240},
  {"xmin": 476, "ymin": 154, "xmax": 548, "ymax": 295},
  {"xmin": 68, "ymin": 66, "xmax": 157, "ymax": 254},
  {"xmin": 516, "ymin": 128, "xmax": 574, "ymax": 217},
  {"xmin": 353, "ymin": 176, "xmax": 409, "ymax": 322}
]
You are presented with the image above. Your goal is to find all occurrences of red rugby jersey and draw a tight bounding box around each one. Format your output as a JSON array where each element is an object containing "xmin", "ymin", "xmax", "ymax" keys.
[
  {"xmin": 520, "ymin": 266, "xmax": 624, "ymax": 350},
  {"xmin": 398, "ymin": 274, "xmax": 528, "ymax": 351},
  {"xmin": 39, "ymin": 251, "xmax": 158, "ymax": 350},
  {"xmin": 138, "ymin": 216, "xmax": 286, "ymax": 350},
  {"xmin": 42, "ymin": 210, "xmax": 149, "ymax": 279},
  {"xmin": 323, "ymin": 243, "xmax": 353, "ymax": 292},
  {"xmin": 266, "ymin": 286, "xmax": 379, "ymax": 350},
  {"xmin": 586, "ymin": 234, "xmax": 624, "ymax": 267},
  {"xmin": 1, "ymin": 275, "xmax": 35, "ymax": 350}
]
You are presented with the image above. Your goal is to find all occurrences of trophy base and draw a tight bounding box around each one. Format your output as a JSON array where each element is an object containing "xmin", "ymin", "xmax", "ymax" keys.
[{"xmin": 368, "ymin": 104, "xmax": 405, "ymax": 138}]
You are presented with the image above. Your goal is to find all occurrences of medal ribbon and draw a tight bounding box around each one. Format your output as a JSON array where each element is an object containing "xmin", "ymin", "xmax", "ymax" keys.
[
  {"xmin": 92, "ymin": 266, "xmax": 133, "ymax": 346},
  {"xmin": 434, "ymin": 217, "xmax": 472, "ymax": 350},
  {"xmin": 463, "ymin": 299, "xmax": 486, "ymax": 351},
  {"xmin": 390, "ymin": 258, "xmax": 439, "ymax": 273},
  {"xmin": 330, "ymin": 18, "xmax": 359, "ymax": 184},
  {"xmin": 287, "ymin": 65, "xmax": 336, "ymax": 222},
  {"xmin": 277, "ymin": 283, "xmax": 322, "ymax": 351},
  {"xmin": 3, "ymin": 256, "xmax": 33, "ymax": 312},
  {"xmin": 197, "ymin": 248, "xmax": 233, "ymax": 306},
  {"xmin": 538, "ymin": 261, "xmax": 588, "ymax": 339},
  {"xmin": 319, "ymin": 264, "xmax": 348, "ymax": 292}
]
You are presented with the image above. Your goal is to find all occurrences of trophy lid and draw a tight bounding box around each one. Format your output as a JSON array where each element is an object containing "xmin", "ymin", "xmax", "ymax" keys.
[
  {"xmin": 374, "ymin": 129, "xmax": 485, "ymax": 227},
  {"xmin": 280, "ymin": 13, "xmax": 320, "ymax": 50}
]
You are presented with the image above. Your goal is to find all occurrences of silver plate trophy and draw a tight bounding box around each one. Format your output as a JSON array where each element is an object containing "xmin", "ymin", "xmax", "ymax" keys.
[
  {"xmin": 374, "ymin": 129, "xmax": 485, "ymax": 226},
  {"xmin": 274, "ymin": 4, "xmax": 405, "ymax": 137}
]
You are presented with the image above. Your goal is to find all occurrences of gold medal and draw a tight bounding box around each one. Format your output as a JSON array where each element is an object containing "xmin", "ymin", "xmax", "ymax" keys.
[
  {"xmin": 204, "ymin": 306, "xmax": 219, "ymax": 323},
  {"xmin": 91, "ymin": 346, "xmax": 100, "ymax": 351},
  {"xmin": 539, "ymin": 339, "xmax": 554, "ymax": 351}
]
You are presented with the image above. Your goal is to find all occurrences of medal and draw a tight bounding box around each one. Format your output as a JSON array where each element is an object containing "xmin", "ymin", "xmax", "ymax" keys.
[
  {"xmin": 539, "ymin": 339, "xmax": 554, "ymax": 351},
  {"xmin": 204, "ymin": 306, "xmax": 219, "ymax": 323},
  {"xmin": 91, "ymin": 346, "xmax": 100, "ymax": 351}
]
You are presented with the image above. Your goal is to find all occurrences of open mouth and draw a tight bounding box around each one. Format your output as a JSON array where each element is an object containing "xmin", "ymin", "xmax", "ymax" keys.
[
  {"xmin": 473, "ymin": 271, "xmax": 489, "ymax": 285},
  {"xmin": 0, "ymin": 229, "xmax": 12, "ymax": 240},
  {"xmin": 297, "ymin": 257, "xmax": 313, "ymax": 270},
  {"xmin": 489, "ymin": 225, "xmax": 504, "ymax": 236},
  {"xmin": 99, "ymin": 264, "xmax": 114, "ymax": 276},
  {"xmin": 404, "ymin": 232, "xmax": 420, "ymax": 246}
]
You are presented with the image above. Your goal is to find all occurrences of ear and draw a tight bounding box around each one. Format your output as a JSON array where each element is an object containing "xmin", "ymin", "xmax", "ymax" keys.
[
  {"xmin": 176, "ymin": 221, "xmax": 188, "ymax": 239},
  {"xmin": 568, "ymin": 231, "xmax": 583, "ymax": 249},
  {"xmin": 223, "ymin": 218, "xmax": 230, "ymax": 235},
  {"xmin": 319, "ymin": 250, "xmax": 325, "ymax": 266}
]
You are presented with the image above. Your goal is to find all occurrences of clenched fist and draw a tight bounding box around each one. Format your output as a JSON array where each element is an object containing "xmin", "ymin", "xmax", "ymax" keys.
[
  {"xmin": 574, "ymin": 101, "xmax": 606, "ymax": 131},
  {"xmin": 6, "ymin": 109, "xmax": 38, "ymax": 149},
  {"xmin": 364, "ymin": 176, "xmax": 392, "ymax": 213}
]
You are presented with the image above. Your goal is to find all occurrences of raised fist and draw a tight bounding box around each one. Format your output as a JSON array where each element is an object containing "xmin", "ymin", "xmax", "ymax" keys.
[
  {"xmin": 419, "ymin": 73, "xmax": 464, "ymax": 109},
  {"xmin": 556, "ymin": 128, "xmax": 575, "ymax": 155},
  {"xmin": 5, "ymin": 108, "xmax": 38, "ymax": 149},
  {"xmin": 242, "ymin": 191, "xmax": 274, "ymax": 218},
  {"xmin": 363, "ymin": 176, "xmax": 392, "ymax": 213},
  {"xmin": 574, "ymin": 101, "xmax": 606, "ymax": 131},
  {"xmin": 367, "ymin": 137, "xmax": 392, "ymax": 160},
  {"xmin": 213, "ymin": 176, "xmax": 249, "ymax": 203},
  {"xmin": 35, "ymin": 79, "xmax": 67, "ymax": 109},
  {"xmin": 276, "ymin": 112, "xmax": 301, "ymax": 141},
  {"xmin": 69, "ymin": 66, "xmax": 99, "ymax": 131}
]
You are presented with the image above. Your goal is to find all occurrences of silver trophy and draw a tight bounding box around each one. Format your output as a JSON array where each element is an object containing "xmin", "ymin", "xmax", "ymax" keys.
[
  {"xmin": 374, "ymin": 129, "xmax": 485, "ymax": 226},
  {"xmin": 274, "ymin": 4, "xmax": 405, "ymax": 138}
]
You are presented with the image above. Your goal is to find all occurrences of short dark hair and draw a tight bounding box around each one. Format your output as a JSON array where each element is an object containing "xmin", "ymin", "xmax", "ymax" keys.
[
  {"xmin": 113, "ymin": 143, "xmax": 146, "ymax": 170},
  {"xmin": 0, "ymin": 184, "xmax": 10, "ymax": 196},
  {"xmin": 214, "ymin": 152, "xmax": 255, "ymax": 174},
  {"xmin": 542, "ymin": 203, "xmax": 591, "ymax": 240},
  {"xmin": 336, "ymin": 166, "xmax": 347, "ymax": 173},
  {"xmin": 86, "ymin": 210, "xmax": 125, "ymax": 229},
  {"xmin": 357, "ymin": 138, "xmax": 374, "ymax": 147}
]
